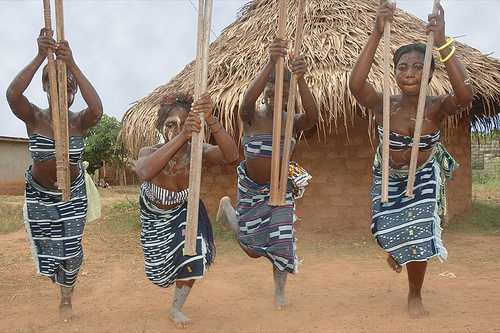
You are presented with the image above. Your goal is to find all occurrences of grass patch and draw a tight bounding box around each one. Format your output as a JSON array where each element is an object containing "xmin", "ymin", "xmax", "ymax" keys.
[
  {"xmin": 0, "ymin": 196, "xmax": 24, "ymax": 235},
  {"xmin": 98, "ymin": 198, "xmax": 141, "ymax": 234},
  {"xmin": 83, "ymin": 186, "xmax": 142, "ymax": 254},
  {"xmin": 473, "ymin": 181, "xmax": 500, "ymax": 201},
  {"xmin": 448, "ymin": 199, "xmax": 500, "ymax": 234},
  {"xmin": 449, "ymin": 175, "xmax": 500, "ymax": 234},
  {"xmin": 209, "ymin": 214, "xmax": 242, "ymax": 255}
]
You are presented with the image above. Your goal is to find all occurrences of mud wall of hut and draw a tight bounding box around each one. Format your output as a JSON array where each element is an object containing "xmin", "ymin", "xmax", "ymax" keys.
[
  {"xmin": 200, "ymin": 116, "xmax": 472, "ymax": 230},
  {"xmin": 0, "ymin": 137, "xmax": 31, "ymax": 196},
  {"xmin": 444, "ymin": 117, "xmax": 473, "ymax": 223}
]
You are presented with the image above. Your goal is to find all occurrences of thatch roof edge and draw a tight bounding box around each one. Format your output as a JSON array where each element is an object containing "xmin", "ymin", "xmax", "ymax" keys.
[{"xmin": 119, "ymin": 0, "xmax": 500, "ymax": 159}]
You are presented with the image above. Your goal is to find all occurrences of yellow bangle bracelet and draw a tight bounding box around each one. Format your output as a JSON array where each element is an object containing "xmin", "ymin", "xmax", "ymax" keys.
[
  {"xmin": 440, "ymin": 46, "xmax": 456, "ymax": 63},
  {"xmin": 436, "ymin": 38, "xmax": 454, "ymax": 51}
]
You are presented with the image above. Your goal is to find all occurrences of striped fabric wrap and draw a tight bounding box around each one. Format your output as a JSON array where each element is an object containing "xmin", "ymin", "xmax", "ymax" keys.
[
  {"xmin": 139, "ymin": 184, "xmax": 215, "ymax": 288},
  {"xmin": 371, "ymin": 142, "xmax": 458, "ymax": 266},
  {"xmin": 143, "ymin": 180, "xmax": 189, "ymax": 206},
  {"xmin": 23, "ymin": 163, "xmax": 87, "ymax": 287},
  {"xmin": 242, "ymin": 134, "xmax": 296, "ymax": 159},
  {"xmin": 377, "ymin": 125, "xmax": 440, "ymax": 152},
  {"xmin": 29, "ymin": 133, "xmax": 85, "ymax": 164},
  {"xmin": 236, "ymin": 160, "xmax": 311, "ymax": 274}
]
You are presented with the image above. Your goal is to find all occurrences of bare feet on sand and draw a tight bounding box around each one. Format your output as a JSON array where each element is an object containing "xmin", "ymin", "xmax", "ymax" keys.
[
  {"xmin": 275, "ymin": 294, "xmax": 292, "ymax": 310},
  {"xmin": 273, "ymin": 268, "xmax": 291, "ymax": 310},
  {"xmin": 408, "ymin": 295, "xmax": 430, "ymax": 318},
  {"xmin": 59, "ymin": 286, "xmax": 78, "ymax": 322},
  {"xmin": 387, "ymin": 255, "xmax": 402, "ymax": 273},
  {"xmin": 60, "ymin": 302, "xmax": 79, "ymax": 323},
  {"xmin": 169, "ymin": 308, "xmax": 192, "ymax": 328}
]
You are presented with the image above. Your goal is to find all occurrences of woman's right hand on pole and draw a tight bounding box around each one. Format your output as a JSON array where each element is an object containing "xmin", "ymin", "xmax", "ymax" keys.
[
  {"xmin": 269, "ymin": 37, "xmax": 289, "ymax": 64},
  {"xmin": 374, "ymin": 0, "xmax": 395, "ymax": 33},
  {"xmin": 37, "ymin": 28, "xmax": 56, "ymax": 57}
]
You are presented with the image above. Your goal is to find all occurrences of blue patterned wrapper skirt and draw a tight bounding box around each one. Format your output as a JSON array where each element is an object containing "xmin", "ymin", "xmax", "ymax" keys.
[
  {"xmin": 371, "ymin": 154, "xmax": 448, "ymax": 266},
  {"xmin": 139, "ymin": 185, "xmax": 215, "ymax": 288},
  {"xmin": 23, "ymin": 164, "xmax": 87, "ymax": 287},
  {"xmin": 236, "ymin": 161, "xmax": 298, "ymax": 274}
]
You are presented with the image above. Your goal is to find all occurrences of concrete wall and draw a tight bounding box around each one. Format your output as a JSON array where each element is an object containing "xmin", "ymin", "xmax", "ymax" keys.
[
  {"xmin": 0, "ymin": 136, "xmax": 31, "ymax": 195},
  {"xmin": 200, "ymin": 116, "xmax": 472, "ymax": 230},
  {"xmin": 471, "ymin": 140, "xmax": 500, "ymax": 174}
]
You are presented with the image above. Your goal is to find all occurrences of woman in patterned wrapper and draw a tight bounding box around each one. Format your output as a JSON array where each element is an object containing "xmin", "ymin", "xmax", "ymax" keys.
[
  {"xmin": 134, "ymin": 92, "xmax": 238, "ymax": 328},
  {"xmin": 216, "ymin": 36, "xmax": 318, "ymax": 310},
  {"xmin": 6, "ymin": 27, "xmax": 103, "ymax": 322},
  {"xmin": 349, "ymin": 1, "xmax": 473, "ymax": 318}
]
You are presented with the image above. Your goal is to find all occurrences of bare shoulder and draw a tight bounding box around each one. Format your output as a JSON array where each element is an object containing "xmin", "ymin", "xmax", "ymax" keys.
[
  {"xmin": 427, "ymin": 94, "xmax": 446, "ymax": 114},
  {"xmin": 139, "ymin": 143, "xmax": 163, "ymax": 158},
  {"xmin": 202, "ymin": 142, "xmax": 217, "ymax": 155},
  {"xmin": 239, "ymin": 105, "xmax": 257, "ymax": 124},
  {"xmin": 68, "ymin": 109, "xmax": 81, "ymax": 123},
  {"xmin": 28, "ymin": 106, "xmax": 50, "ymax": 132},
  {"xmin": 64, "ymin": 109, "xmax": 91, "ymax": 133},
  {"xmin": 370, "ymin": 93, "xmax": 387, "ymax": 115},
  {"xmin": 32, "ymin": 105, "xmax": 47, "ymax": 121}
]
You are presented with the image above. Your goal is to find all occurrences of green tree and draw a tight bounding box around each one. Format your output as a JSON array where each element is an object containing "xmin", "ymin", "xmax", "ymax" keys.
[
  {"xmin": 82, "ymin": 114, "xmax": 131, "ymax": 184},
  {"xmin": 113, "ymin": 137, "xmax": 134, "ymax": 186}
]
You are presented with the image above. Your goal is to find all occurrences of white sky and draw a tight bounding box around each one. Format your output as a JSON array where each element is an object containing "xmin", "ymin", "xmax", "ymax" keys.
[{"xmin": 1, "ymin": 0, "xmax": 499, "ymax": 138}]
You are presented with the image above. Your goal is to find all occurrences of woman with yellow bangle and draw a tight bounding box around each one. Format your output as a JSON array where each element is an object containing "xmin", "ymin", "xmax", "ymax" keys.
[{"xmin": 349, "ymin": 1, "xmax": 473, "ymax": 319}]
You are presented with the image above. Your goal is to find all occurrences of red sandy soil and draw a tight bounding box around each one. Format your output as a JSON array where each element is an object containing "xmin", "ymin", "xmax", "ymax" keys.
[{"xmin": 1, "ymin": 224, "xmax": 499, "ymax": 333}]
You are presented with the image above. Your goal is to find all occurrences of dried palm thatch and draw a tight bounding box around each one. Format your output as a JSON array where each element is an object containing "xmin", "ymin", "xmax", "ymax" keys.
[{"xmin": 120, "ymin": 0, "xmax": 500, "ymax": 158}]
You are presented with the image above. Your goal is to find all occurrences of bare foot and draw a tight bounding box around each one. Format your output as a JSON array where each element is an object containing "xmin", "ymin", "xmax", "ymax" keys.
[
  {"xmin": 169, "ymin": 308, "xmax": 192, "ymax": 328},
  {"xmin": 217, "ymin": 196, "xmax": 240, "ymax": 236},
  {"xmin": 387, "ymin": 254, "xmax": 402, "ymax": 273},
  {"xmin": 408, "ymin": 295, "xmax": 430, "ymax": 318},
  {"xmin": 59, "ymin": 286, "xmax": 78, "ymax": 322},
  {"xmin": 60, "ymin": 303, "xmax": 79, "ymax": 323},
  {"xmin": 275, "ymin": 294, "xmax": 292, "ymax": 310},
  {"xmin": 273, "ymin": 268, "xmax": 291, "ymax": 310},
  {"xmin": 216, "ymin": 196, "xmax": 231, "ymax": 228}
]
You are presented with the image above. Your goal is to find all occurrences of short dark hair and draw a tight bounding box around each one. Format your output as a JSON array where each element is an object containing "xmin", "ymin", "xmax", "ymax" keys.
[
  {"xmin": 267, "ymin": 66, "xmax": 291, "ymax": 84},
  {"xmin": 41, "ymin": 64, "xmax": 76, "ymax": 92},
  {"xmin": 394, "ymin": 43, "xmax": 435, "ymax": 79},
  {"xmin": 155, "ymin": 92, "xmax": 193, "ymax": 131}
]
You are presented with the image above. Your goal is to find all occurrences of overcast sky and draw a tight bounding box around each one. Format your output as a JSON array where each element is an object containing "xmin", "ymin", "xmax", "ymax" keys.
[{"xmin": 1, "ymin": 0, "xmax": 499, "ymax": 138}]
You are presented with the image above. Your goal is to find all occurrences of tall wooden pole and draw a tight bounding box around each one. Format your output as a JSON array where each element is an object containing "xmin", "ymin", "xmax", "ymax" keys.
[
  {"xmin": 269, "ymin": 0, "xmax": 287, "ymax": 206},
  {"xmin": 43, "ymin": 0, "xmax": 70, "ymax": 201},
  {"xmin": 185, "ymin": 0, "xmax": 213, "ymax": 256},
  {"xmin": 55, "ymin": 0, "xmax": 70, "ymax": 201},
  {"xmin": 406, "ymin": 0, "xmax": 440, "ymax": 197},
  {"xmin": 381, "ymin": 11, "xmax": 391, "ymax": 203},
  {"xmin": 43, "ymin": 0, "xmax": 60, "ymax": 149},
  {"xmin": 278, "ymin": 0, "xmax": 306, "ymax": 204}
]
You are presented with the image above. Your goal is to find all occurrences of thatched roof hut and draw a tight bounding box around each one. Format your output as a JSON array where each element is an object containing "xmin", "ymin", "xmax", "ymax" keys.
[
  {"xmin": 119, "ymin": 0, "xmax": 500, "ymax": 230},
  {"xmin": 121, "ymin": 0, "xmax": 500, "ymax": 155}
]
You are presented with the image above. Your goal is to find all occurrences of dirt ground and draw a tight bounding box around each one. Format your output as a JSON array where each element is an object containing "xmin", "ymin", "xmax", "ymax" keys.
[{"xmin": 1, "ymin": 215, "xmax": 500, "ymax": 332}]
